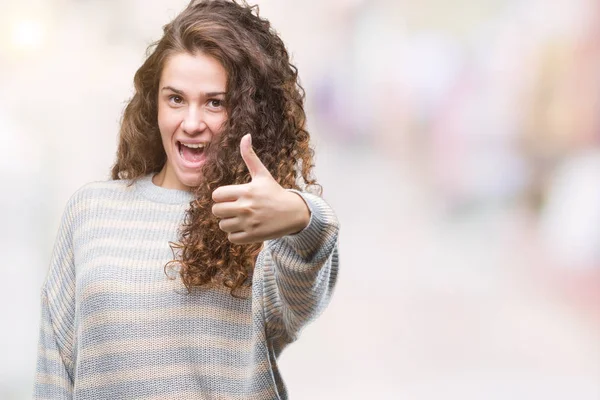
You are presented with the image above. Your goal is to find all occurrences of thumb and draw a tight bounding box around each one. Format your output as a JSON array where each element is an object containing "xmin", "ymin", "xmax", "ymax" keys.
[{"xmin": 240, "ymin": 134, "xmax": 269, "ymax": 178}]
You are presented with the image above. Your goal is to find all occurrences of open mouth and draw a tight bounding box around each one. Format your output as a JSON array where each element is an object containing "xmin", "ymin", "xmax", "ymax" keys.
[{"xmin": 177, "ymin": 141, "xmax": 207, "ymax": 165}]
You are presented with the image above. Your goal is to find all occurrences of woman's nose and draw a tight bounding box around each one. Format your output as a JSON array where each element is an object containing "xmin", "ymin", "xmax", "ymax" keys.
[{"xmin": 181, "ymin": 109, "xmax": 207, "ymax": 135}]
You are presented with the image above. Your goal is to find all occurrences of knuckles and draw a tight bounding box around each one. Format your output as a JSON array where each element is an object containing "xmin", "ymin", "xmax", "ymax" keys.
[
  {"xmin": 248, "ymin": 218, "xmax": 261, "ymax": 231},
  {"xmin": 238, "ymin": 202, "xmax": 253, "ymax": 216},
  {"xmin": 240, "ymin": 185, "xmax": 253, "ymax": 198}
]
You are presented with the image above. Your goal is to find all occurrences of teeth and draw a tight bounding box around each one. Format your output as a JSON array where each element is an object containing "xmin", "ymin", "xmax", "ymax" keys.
[{"xmin": 180, "ymin": 142, "xmax": 206, "ymax": 149}]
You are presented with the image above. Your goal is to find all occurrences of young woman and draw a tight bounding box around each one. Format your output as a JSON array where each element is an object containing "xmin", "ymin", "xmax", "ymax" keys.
[{"xmin": 33, "ymin": 1, "xmax": 339, "ymax": 399}]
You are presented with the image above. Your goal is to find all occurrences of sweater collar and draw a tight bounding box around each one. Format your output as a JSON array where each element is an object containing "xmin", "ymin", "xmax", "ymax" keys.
[{"xmin": 135, "ymin": 173, "xmax": 195, "ymax": 205}]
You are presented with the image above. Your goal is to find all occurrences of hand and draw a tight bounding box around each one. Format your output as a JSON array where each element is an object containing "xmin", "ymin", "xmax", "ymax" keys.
[{"xmin": 211, "ymin": 134, "xmax": 310, "ymax": 244}]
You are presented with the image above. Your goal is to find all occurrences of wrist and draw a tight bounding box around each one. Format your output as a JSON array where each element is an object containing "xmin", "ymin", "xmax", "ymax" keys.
[{"xmin": 285, "ymin": 190, "xmax": 311, "ymax": 235}]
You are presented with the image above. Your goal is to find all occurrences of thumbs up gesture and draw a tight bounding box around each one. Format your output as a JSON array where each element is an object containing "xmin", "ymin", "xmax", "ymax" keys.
[{"xmin": 211, "ymin": 134, "xmax": 311, "ymax": 244}]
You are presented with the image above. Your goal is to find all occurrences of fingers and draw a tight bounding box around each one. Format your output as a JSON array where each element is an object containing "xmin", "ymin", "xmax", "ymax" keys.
[
  {"xmin": 240, "ymin": 134, "xmax": 269, "ymax": 179},
  {"xmin": 227, "ymin": 231, "xmax": 251, "ymax": 245},
  {"xmin": 217, "ymin": 217, "xmax": 253, "ymax": 244},
  {"xmin": 218, "ymin": 217, "xmax": 242, "ymax": 233},
  {"xmin": 212, "ymin": 184, "xmax": 248, "ymax": 203},
  {"xmin": 213, "ymin": 134, "xmax": 274, "ymax": 205},
  {"xmin": 211, "ymin": 201, "xmax": 239, "ymax": 218}
]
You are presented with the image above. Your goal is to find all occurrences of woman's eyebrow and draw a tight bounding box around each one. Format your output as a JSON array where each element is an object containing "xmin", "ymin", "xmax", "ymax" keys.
[
  {"xmin": 161, "ymin": 86, "xmax": 226, "ymax": 97},
  {"xmin": 161, "ymin": 86, "xmax": 185, "ymax": 95}
]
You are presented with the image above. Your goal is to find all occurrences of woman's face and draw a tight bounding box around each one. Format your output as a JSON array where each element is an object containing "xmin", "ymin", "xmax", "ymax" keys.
[{"xmin": 156, "ymin": 51, "xmax": 228, "ymax": 190}]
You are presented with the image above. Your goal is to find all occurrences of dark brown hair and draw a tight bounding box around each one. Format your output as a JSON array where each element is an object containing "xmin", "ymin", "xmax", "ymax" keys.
[{"xmin": 111, "ymin": 0, "xmax": 320, "ymax": 296}]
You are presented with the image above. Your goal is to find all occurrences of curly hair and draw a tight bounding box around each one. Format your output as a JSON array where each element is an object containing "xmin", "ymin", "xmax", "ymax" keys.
[{"xmin": 110, "ymin": 0, "xmax": 321, "ymax": 297}]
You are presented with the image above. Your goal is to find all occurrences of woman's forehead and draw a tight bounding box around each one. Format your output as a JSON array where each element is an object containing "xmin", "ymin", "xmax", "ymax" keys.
[{"xmin": 160, "ymin": 52, "xmax": 227, "ymax": 93}]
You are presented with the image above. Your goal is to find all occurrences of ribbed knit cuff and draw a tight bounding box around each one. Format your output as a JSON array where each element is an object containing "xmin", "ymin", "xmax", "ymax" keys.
[{"xmin": 283, "ymin": 189, "xmax": 337, "ymax": 254}]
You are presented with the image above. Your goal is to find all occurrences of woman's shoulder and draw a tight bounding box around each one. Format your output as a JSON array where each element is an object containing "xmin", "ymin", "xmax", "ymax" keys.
[
  {"xmin": 71, "ymin": 178, "xmax": 134, "ymax": 199},
  {"xmin": 77, "ymin": 177, "xmax": 133, "ymax": 194},
  {"xmin": 63, "ymin": 177, "xmax": 139, "ymax": 213}
]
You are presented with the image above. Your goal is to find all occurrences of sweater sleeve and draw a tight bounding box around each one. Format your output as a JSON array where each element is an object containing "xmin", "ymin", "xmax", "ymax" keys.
[
  {"xmin": 262, "ymin": 190, "xmax": 340, "ymax": 346},
  {"xmin": 33, "ymin": 195, "xmax": 78, "ymax": 399}
]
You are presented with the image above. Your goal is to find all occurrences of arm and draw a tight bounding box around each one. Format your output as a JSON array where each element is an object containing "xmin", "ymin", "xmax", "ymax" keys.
[
  {"xmin": 33, "ymin": 196, "xmax": 78, "ymax": 399},
  {"xmin": 34, "ymin": 290, "xmax": 75, "ymax": 399},
  {"xmin": 262, "ymin": 190, "xmax": 340, "ymax": 344},
  {"xmin": 210, "ymin": 135, "xmax": 340, "ymax": 343}
]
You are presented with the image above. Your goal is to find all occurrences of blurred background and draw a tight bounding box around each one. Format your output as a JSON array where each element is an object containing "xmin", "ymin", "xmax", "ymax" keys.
[{"xmin": 1, "ymin": 0, "xmax": 599, "ymax": 398}]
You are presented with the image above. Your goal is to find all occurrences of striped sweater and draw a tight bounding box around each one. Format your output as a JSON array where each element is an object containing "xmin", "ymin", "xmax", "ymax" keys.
[{"xmin": 34, "ymin": 174, "xmax": 339, "ymax": 399}]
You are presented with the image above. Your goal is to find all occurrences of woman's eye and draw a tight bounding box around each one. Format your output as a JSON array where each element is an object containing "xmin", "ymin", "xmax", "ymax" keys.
[
  {"xmin": 169, "ymin": 95, "xmax": 183, "ymax": 104},
  {"xmin": 208, "ymin": 99, "xmax": 223, "ymax": 108}
]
